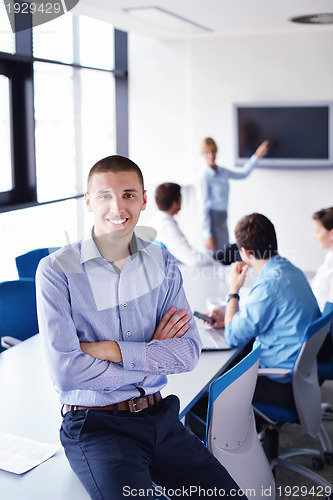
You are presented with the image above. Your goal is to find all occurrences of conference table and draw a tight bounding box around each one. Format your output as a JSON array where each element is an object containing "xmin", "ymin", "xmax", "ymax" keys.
[{"xmin": 0, "ymin": 262, "xmax": 246, "ymax": 499}]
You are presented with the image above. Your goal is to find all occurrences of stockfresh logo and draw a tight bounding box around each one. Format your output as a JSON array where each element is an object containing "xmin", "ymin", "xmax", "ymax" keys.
[{"xmin": 4, "ymin": 0, "xmax": 80, "ymax": 32}]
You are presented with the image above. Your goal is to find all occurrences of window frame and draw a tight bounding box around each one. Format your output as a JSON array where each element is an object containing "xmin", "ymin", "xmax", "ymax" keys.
[
  {"xmin": 0, "ymin": 11, "xmax": 128, "ymax": 213},
  {"xmin": 0, "ymin": 64, "xmax": 14, "ymax": 199}
]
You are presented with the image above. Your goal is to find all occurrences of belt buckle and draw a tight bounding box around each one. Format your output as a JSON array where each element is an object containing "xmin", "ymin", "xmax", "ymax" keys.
[{"xmin": 129, "ymin": 397, "xmax": 143, "ymax": 413}]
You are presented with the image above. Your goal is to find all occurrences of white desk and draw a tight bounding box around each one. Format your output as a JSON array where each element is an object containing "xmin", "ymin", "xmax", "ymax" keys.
[
  {"xmin": 0, "ymin": 263, "xmax": 244, "ymax": 499},
  {"xmin": 0, "ymin": 334, "xmax": 87, "ymax": 500}
]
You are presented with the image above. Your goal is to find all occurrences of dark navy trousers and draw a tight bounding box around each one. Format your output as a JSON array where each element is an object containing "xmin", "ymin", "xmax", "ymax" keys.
[{"xmin": 60, "ymin": 395, "xmax": 245, "ymax": 500}]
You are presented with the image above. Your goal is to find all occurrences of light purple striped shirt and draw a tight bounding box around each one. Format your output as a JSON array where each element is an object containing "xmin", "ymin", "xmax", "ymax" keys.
[{"xmin": 36, "ymin": 232, "xmax": 202, "ymax": 406}]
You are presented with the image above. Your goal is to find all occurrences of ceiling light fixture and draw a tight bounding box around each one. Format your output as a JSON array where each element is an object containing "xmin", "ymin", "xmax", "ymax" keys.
[
  {"xmin": 123, "ymin": 6, "xmax": 212, "ymax": 35},
  {"xmin": 290, "ymin": 13, "xmax": 333, "ymax": 25}
]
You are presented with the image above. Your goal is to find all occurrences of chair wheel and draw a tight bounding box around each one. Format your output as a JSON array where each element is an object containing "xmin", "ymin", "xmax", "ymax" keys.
[
  {"xmin": 325, "ymin": 452, "xmax": 333, "ymax": 465},
  {"xmin": 312, "ymin": 456, "xmax": 325, "ymax": 470}
]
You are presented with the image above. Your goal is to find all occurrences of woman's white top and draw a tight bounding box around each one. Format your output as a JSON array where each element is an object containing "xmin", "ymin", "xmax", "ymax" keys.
[{"xmin": 311, "ymin": 251, "xmax": 333, "ymax": 311}]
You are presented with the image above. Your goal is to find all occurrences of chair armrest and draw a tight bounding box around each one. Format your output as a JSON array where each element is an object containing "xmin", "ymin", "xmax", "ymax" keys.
[
  {"xmin": 1, "ymin": 336, "xmax": 22, "ymax": 349},
  {"xmin": 258, "ymin": 368, "xmax": 291, "ymax": 377}
]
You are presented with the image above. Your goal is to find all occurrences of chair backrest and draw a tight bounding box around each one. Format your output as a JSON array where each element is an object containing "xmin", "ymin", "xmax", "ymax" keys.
[
  {"xmin": 149, "ymin": 239, "xmax": 167, "ymax": 249},
  {"xmin": 0, "ymin": 280, "xmax": 38, "ymax": 349},
  {"xmin": 323, "ymin": 301, "xmax": 333, "ymax": 317},
  {"xmin": 206, "ymin": 346, "xmax": 275, "ymax": 499},
  {"xmin": 293, "ymin": 308, "xmax": 333, "ymax": 437},
  {"xmin": 317, "ymin": 302, "xmax": 333, "ymax": 380},
  {"xmin": 15, "ymin": 247, "xmax": 60, "ymax": 279},
  {"xmin": 323, "ymin": 302, "xmax": 333, "ymax": 337}
]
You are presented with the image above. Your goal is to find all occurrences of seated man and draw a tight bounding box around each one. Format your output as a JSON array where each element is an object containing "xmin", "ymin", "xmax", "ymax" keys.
[
  {"xmin": 36, "ymin": 155, "xmax": 243, "ymax": 500},
  {"xmin": 211, "ymin": 212, "xmax": 320, "ymax": 407},
  {"xmin": 189, "ymin": 213, "xmax": 320, "ymax": 437},
  {"xmin": 151, "ymin": 182, "xmax": 239, "ymax": 266}
]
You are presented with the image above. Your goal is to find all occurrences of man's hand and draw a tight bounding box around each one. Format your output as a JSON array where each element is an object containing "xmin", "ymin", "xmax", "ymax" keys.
[
  {"xmin": 224, "ymin": 261, "xmax": 249, "ymax": 327},
  {"xmin": 153, "ymin": 307, "xmax": 190, "ymax": 340},
  {"xmin": 205, "ymin": 237, "xmax": 215, "ymax": 251},
  {"xmin": 204, "ymin": 308, "xmax": 225, "ymax": 329},
  {"xmin": 80, "ymin": 341, "xmax": 122, "ymax": 363},
  {"xmin": 254, "ymin": 140, "xmax": 269, "ymax": 158},
  {"xmin": 229, "ymin": 261, "xmax": 249, "ymax": 294}
]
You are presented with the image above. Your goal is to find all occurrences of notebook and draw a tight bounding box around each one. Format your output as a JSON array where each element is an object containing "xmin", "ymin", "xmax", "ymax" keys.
[{"xmin": 195, "ymin": 319, "xmax": 231, "ymax": 351}]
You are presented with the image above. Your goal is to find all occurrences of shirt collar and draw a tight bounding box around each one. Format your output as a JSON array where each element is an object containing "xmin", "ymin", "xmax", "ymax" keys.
[
  {"xmin": 205, "ymin": 165, "xmax": 219, "ymax": 176},
  {"xmin": 258, "ymin": 253, "xmax": 283, "ymax": 275},
  {"xmin": 159, "ymin": 211, "xmax": 174, "ymax": 221},
  {"xmin": 80, "ymin": 228, "xmax": 150, "ymax": 264}
]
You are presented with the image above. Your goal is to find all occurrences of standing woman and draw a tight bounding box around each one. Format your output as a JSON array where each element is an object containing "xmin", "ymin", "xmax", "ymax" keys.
[
  {"xmin": 312, "ymin": 207, "xmax": 333, "ymax": 311},
  {"xmin": 198, "ymin": 137, "xmax": 269, "ymax": 251}
]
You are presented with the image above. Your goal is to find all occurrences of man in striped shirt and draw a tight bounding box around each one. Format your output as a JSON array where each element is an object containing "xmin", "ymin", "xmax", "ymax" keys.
[{"xmin": 36, "ymin": 155, "xmax": 244, "ymax": 500}]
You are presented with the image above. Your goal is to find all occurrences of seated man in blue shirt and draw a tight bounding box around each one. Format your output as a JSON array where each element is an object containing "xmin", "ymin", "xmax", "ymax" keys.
[
  {"xmin": 188, "ymin": 213, "xmax": 320, "ymax": 439},
  {"xmin": 210, "ymin": 212, "xmax": 320, "ymax": 407},
  {"xmin": 36, "ymin": 155, "xmax": 243, "ymax": 500}
]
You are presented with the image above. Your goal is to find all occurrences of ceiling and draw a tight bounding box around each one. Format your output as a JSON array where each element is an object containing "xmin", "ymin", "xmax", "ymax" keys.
[{"xmin": 73, "ymin": 0, "xmax": 333, "ymax": 39}]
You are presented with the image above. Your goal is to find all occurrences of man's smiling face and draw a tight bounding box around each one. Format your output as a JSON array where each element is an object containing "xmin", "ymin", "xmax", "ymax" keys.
[{"xmin": 85, "ymin": 170, "xmax": 147, "ymax": 240}]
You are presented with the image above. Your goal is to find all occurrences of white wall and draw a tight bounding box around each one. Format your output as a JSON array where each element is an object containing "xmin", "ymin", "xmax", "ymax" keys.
[
  {"xmin": 129, "ymin": 29, "xmax": 333, "ymax": 271},
  {"xmin": 128, "ymin": 34, "xmax": 193, "ymax": 224}
]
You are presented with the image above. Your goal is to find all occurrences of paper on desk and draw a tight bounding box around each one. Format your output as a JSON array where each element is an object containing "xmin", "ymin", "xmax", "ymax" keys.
[{"xmin": 0, "ymin": 432, "xmax": 60, "ymax": 474}]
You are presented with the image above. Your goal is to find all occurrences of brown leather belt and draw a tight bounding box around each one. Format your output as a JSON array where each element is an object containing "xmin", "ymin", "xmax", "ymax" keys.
[{"xmin": 64, "ymin": 391, "xmax": 162, "ymax": 415}]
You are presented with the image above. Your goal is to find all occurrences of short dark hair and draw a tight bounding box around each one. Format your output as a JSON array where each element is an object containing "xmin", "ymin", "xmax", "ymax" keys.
[
  {"xmin": 313, "ymin": 207, "xmax": 333, "ymax": 231},
  {"xmin": 235, "ymin": 213, "xmax": 278, "ymax": 260},
  {"xmin": 87, "ymin": 155, "xmax": 144, "ymax": 192},
  {"xmin": 155, "ymin": 183, "xmax": 181, "ymax": 211}
]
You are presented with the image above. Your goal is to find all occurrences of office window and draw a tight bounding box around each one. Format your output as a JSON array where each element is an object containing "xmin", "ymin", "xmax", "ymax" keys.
[
  {"xmin": 0, "ymin": 2, "xmax": 15, "ymax": 54},
  {"xmin": 34, "ymin": 62, "xmax": 76, "ymax": 202},
  {"xmin": 34, "ymin": 63, "xmax": 116, "ymax": 203},
  {"xmin": 0, "ymin": 74, "xmax": 13, "ymax": 193},
  {"xmin": 0, "ymin": 10, "xmax": 127, "ymax": 213},
  {"xmin": 78, "ymin": 16, "xmax": 114, "ymax": 70},
  {"xmin": 33, "ymin": 15, "xmax": 117, "ymax": 203},
  {"xmin": 80, "ymin": 68, "xmax": 116, "ymax": 183},
  {"xmin": 32, "ymin": 13, "xmax": 73, "ymax": 63}
]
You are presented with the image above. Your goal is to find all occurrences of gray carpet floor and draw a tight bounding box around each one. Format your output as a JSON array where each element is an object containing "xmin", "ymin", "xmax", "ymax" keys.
[{"xmin": 272, "ymin": 380, "xmax": 333, "ymax": 500}]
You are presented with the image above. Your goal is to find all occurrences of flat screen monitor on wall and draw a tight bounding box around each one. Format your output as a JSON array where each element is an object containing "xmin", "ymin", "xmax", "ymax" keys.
[{"xmin": 234, "ymin": 102, "xmax": 333, "ymax": 168}]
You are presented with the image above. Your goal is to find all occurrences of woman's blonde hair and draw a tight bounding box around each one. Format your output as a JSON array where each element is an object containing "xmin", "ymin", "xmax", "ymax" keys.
[{"xmin": 200, "ymin": 137, "xmax": 218, "ymax": 155}]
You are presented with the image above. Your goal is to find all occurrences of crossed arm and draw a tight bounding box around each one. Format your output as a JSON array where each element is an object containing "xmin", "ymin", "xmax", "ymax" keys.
[{"xmin": 80, "ymin": 307, "xmax": 191, "ymax": 362}]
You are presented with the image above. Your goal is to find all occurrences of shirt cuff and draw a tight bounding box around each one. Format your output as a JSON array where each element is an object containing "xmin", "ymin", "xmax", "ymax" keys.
[
  {"xmin": 203, "ymin": 228, "xmax": 212, "ymax": 239},
  {"xmin": 117, "ymin": 341, "xmax": 146, "ymax": 373},
  {"xmin": 224, "ymin": 324, "xmax": 232, "ymax": 346},
  {"xmin": 245, "ymin": 154, "xmax": 258, "ymax": 170}
]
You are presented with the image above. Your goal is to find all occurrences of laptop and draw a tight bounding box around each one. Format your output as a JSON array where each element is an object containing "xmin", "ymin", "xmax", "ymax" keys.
[{"xmin": 195, "ymin": 318, "xmax": 231, "ymax": 351}]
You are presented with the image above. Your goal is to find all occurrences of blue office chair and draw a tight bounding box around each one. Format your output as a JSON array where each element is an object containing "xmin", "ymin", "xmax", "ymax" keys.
[
  {"xmin": 0, "ymin": 279, "xmax": 39, "ymax": 352},
  {"xmin": 317, "ymin": 302, "xmax": 333, "ymax": 420},
  {"xmin": 253, "ymin": 309, "xmax": 333, "ymax": 494},
  {"xmin": 206, "ymin": 346, "xmax": 275, "ymax": 498},
  {"xmin": 148, "ymin": 238, "xmax": 167, "ymax": 249},
  {"xmin": 15, "ymin": 247, "xmax": 60, "ymax": 279}
]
